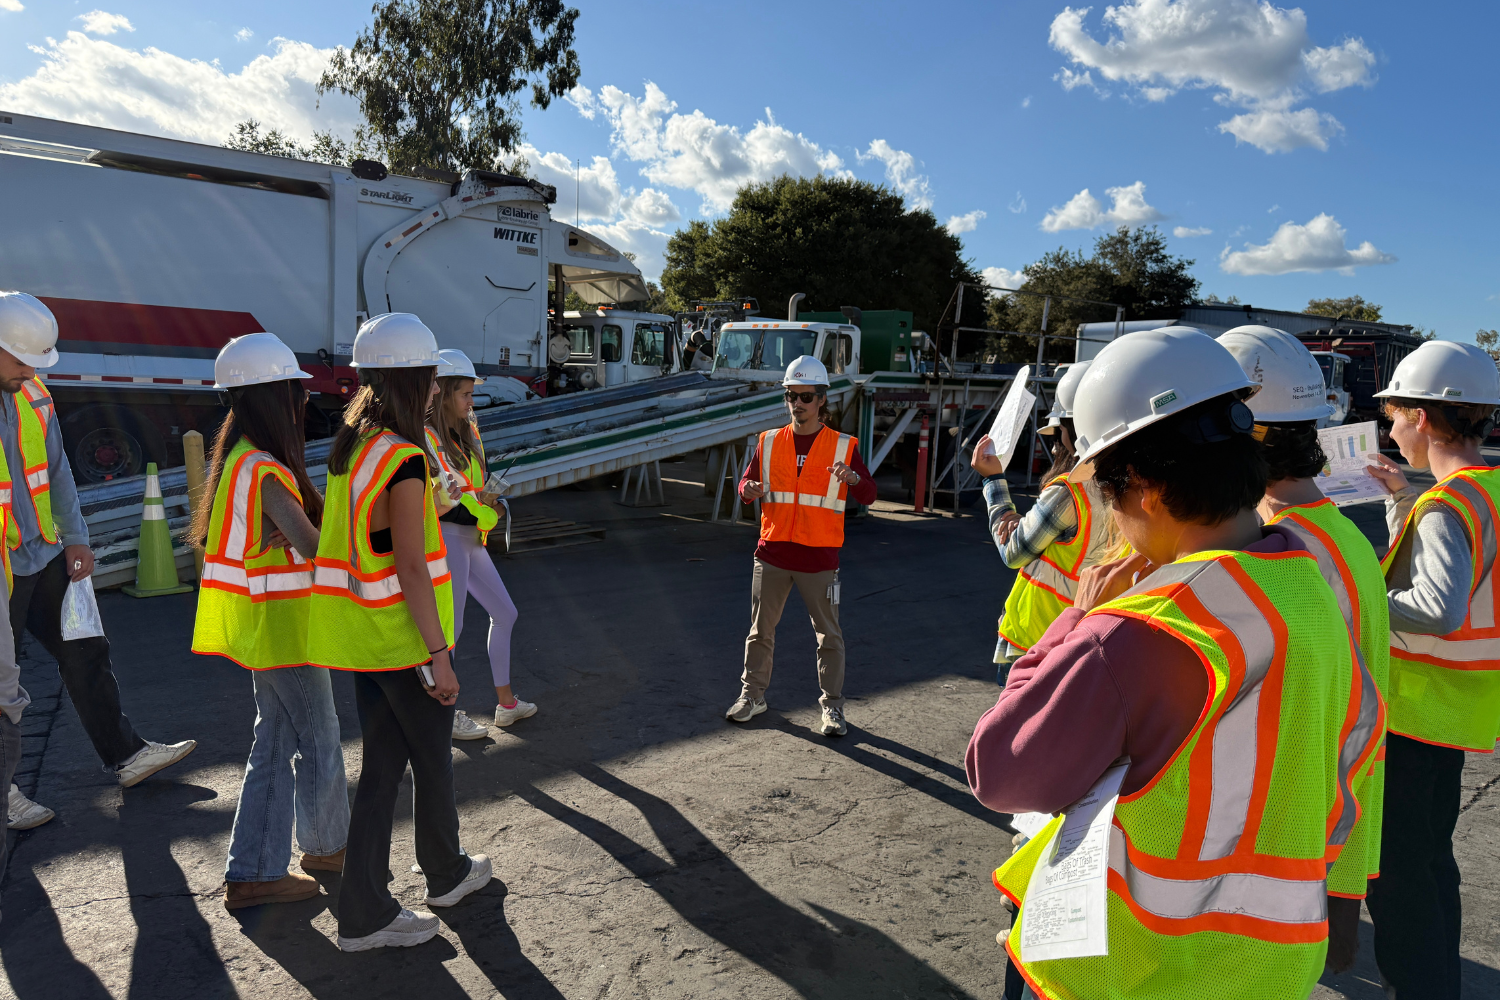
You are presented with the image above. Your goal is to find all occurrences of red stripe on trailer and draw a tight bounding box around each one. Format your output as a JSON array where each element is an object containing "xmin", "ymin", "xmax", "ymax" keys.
[{"xmin": 37, "ymin": 297, "xmax": 263, "ymax": 350}]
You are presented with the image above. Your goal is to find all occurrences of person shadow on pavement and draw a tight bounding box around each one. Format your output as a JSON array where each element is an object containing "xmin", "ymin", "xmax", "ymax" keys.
[
  {"xmin": 517, "ymin": 761, "xmax": 979, "ymax": 1000},
  {"xmin": 0, "ymin": 866, "xmax": 113, "ymax": 1000}
]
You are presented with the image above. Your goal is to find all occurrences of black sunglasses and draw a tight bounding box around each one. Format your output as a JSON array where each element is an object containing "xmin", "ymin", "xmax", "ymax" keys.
[{"xmin": 784, "ymin": 389, "xmax": 826, "ymax": 404}]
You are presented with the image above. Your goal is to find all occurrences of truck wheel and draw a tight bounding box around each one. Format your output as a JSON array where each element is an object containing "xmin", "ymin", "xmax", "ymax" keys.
[{"xmin": 63, "ymin": 406, "xmax": 165, "ymax": 483}]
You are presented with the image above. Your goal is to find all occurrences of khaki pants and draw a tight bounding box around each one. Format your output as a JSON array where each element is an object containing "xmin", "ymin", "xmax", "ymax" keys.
[{"xmin": 740, "ymin": 558, "xmax": 844, "ymax": 710}]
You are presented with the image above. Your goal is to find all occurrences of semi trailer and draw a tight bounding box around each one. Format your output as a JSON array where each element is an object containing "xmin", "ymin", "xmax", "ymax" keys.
[{"xmin": 0, "ymin": 111, "xmax": 647, "ymax": 481}]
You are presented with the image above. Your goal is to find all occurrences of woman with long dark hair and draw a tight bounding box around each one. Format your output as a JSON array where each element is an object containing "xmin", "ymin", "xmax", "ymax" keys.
[
  {"xmin": 307, "ymin": 314, "xmax": 490, "ymax": 952},
  {"xmin": 191, "ymin": 332, "xmax": 347, "ymax": 910},
  {"xmin": 427, "ymin": 349, "xmax": 530, "ymax": 738}
]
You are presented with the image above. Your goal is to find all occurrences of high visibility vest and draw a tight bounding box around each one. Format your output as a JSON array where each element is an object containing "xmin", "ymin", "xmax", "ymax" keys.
[
  {"xmin": 1267, "ymin": 500, "xmax": 1389, "ymax": 896},
  {"xmin": 425, "ymin": 426, "xmax": 499, "ymax": 543},
  {"xmin": 758, "ymin": 424, "xmax": 856, "ymax": 548},
  {"xmin": 1381, "ymin": 466, "xmax": 1500, "ymax": 751},
  {"xmin": 4, "ymin": 377, "xmax": 56, "ymax": 550},
  {"xmin": 998, "ymin": 477, "xmax": 1111, "ymax": 651},
  {"xmin": 191, "ymin": 438, "xmax": 315, "ymax": 669},
  {"xmin": 308, "ymin": 430, "xmax": 453, "ymax": 670},
  {"xmin": 994, "ymin": 547, "xmax": 1384, "ymax": 1000}
]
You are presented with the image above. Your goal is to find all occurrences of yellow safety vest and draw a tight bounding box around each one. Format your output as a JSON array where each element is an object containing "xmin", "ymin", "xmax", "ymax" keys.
[
  {"xmin": 1266, "ymin": 500, "xmax": 1389, "ymax": 896},
  {"xmin": 308, "ymin": 430, "xmax": 453, "ymax": 670},
  {"xmin": 994, "ymin": 547, "xmax": 1384, "ymax": 1000},
  {"xmin": 425, "ymin": 426, "xmax": 499, "ymax": 543},
  {"xmin": 1382, "ymin": 466, "xmax": 1500, "ymax": 751},
  {"xmin": 192, "ymin": 438, "xmax": 315, "ymax": 669},
  {"xmin": 5, "ymin": 377, "xmax": 56, "ymax": 550},
  {"xmin": 998, "ymin": 477, "xmax": 1109, "ymax": 651}
]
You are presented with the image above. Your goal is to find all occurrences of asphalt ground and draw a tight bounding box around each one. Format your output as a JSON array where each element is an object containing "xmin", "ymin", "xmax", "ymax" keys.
[{"xmin": 0, "ymin": 453, "xmax": 1496, "ymax": 999}]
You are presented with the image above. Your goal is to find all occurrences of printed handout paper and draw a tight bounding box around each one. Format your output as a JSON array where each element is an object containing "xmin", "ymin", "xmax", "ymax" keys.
[
  {"xmin": 984, "ymin": 366, "xmax": 1037, "ymax": 469},
  {"xmin": 1313, "ymin": 420, "xmax": 1387, "ymax": 506}
]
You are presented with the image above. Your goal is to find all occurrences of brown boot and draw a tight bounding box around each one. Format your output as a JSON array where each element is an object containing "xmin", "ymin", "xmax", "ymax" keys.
[
  {"xmin": 224, "ymin": 872, "xmax": 320, "ymax": 910},
  {"xmin": 300, "ymin": 847, "xmax": 346, "ymax": 873}
]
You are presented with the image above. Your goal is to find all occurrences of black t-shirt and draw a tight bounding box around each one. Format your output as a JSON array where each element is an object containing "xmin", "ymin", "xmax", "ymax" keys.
[{"xmin": 369, "ymin": 455, "xmax": 426, "ymax": 555}]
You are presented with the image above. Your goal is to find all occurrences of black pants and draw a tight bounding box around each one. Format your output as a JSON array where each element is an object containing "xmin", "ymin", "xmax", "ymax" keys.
[
  {"xmin": 1367, "ymin": 733, "xmax": 1466, "ymax": 1000},
  {"xmin": 11, "ymin": 552, "xmax": 144, "ymax": 768},
  {"xmin": 337, "ymin": 668, "xmax": 469, "ymax": 939}
]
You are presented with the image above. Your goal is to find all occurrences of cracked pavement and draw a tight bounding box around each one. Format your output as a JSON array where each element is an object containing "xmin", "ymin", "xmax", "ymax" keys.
[{"xmin": 1, "ymin": 459, "xmax": 1498, "ymax": 999}]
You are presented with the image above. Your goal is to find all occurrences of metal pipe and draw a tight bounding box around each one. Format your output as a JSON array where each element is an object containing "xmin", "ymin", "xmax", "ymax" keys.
[
  {"xmin": 868, "ymin": 407, "xmax": 918, "ymax": 474},
  {"xmin": 788, "ymin": 292, "xmax": 805, "ymax": 322}
]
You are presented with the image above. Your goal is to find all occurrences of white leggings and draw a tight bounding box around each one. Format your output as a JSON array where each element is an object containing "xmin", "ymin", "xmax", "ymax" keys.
[{"xmin": 440, "ymin": 522, "xmax": 519, "ymax": 688}]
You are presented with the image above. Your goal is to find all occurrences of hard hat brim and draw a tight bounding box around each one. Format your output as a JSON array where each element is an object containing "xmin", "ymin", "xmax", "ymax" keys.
[
  {"xmin": 1068, "ymin": 378, "xmax": 1257, "ymax": 483},
  {"xmin": 6, "ymin": 348, "xmax": 59, "ymax": 369},
  {"xmin": 213, "ymin": 367, "xmax": 314, "ymax": 389},
  {"xmin": 1373, "ymin": 386, "xmax": 1500, "ymax": 405},
  {"xmin": 782, "ymin": 379, "xmax": 829, "ymax": 387}
]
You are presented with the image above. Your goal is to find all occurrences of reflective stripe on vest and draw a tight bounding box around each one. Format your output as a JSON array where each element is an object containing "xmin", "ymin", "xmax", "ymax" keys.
[
  {"xmin": 190, "ymin": 439, "xmax": 314, "ymax": 669},
  {"xmin": 1381, "ymin": 468, "xmax": 1500, "ymax": 749},
  {"xmin": 758, "ymin": 425, "xmax": 855, "ymax": 547},
  {"xmin": 308, "ymin": 431, "xmax": 454, "ymax": 670},
  {"xmin": 997, "ymin": 478, "xmax": 1109, "ymax": 651},
  {"xmin": 6, "ymin": 378, "xmax": 54, "ymax": 548},
  {"xmin": 994, "ymin": 547, "xmax": 1383, "ymax": 999}
]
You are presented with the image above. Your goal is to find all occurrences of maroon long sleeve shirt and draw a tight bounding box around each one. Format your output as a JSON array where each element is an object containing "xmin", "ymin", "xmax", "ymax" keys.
[
  {"xmin": 738, "ymin": 425, "xmax": 877, "ymax": 573},
  {"xmin": 966, "ymin": 527, "xmax": 1303, "ymax": 815}
]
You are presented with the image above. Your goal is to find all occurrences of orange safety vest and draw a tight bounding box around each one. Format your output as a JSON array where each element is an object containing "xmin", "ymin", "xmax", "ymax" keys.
[{"xmin": 757, "ymin": 424, "xmax": 857, "ymax": 549}]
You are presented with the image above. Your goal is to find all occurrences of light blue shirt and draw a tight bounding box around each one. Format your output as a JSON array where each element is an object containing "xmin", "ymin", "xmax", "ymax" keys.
[{"xmin": 1, "ymin": 388, "xmax": 89, "ymax": 578}]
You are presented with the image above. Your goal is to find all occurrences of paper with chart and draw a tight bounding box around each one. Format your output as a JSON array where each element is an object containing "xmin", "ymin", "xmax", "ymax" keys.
[
  {"xmin": 1313, "ymin": 420, "xmax": 1386, "ymax": 506},
  {"xmin": 1018, "ymin": 760, "xmax": 1129, "ymax": 963},
  {"xmin": 984, "ymin": 366, "xmax": 1037, "ymax": 468}
]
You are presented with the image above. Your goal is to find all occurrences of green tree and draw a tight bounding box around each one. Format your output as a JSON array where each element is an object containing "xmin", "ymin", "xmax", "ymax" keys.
[
  {"xmin": 1305, "ymin": 295, "xmax": 1382, "ymax": 322},
  {"xmin": 1476, "ymin": 329, "xmax": 1499, "ymax": 360},
  {"xmin": 658, "ymin": 176, "xmax": 979, "ymax": 335},
  {"xmin": 224, "ymin": 120, "xmax": 361, "ymax": 164},
  {"xmin": 318, "ymin": 0, "xmax": 580, "ymax": 175},
  {"xmin": 986, "ymin": 226, "xmax": 1200, "ymax": 363}
]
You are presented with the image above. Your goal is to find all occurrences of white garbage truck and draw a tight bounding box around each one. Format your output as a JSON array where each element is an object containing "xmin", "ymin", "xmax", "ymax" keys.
[{"xmin": 0, "ymin": 111, "xmax": 647, "ymax": 481}]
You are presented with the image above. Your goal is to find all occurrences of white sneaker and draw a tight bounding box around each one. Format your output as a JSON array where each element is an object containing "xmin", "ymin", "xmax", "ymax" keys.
[
  {"xmin": 424, "ymin": 854, "xmax": 492, "ymax": 907},
  {"xmin": 492, "ymin": 700, "xmax": 536, "ymax": 727},
  {"xmin": 116, "ymin": 740, "xmax": 197, "ymax": 788},
  {"xmin": 336, "ymin": 907, "xmax": 440, "ymax": 952},
  {"xmin": 8, "ymin": 784, "xmax": 53, "ymax": 830},
  {"xmin": 819, "ymin": 706, "xmax": 847, "ymax": 737},
  {"xmin": 726, "ymin": 696, "xmax": 767, "ymax": 723},
  {"xmin": 451, "ymin": 710, "xmax": 489, "ymax": 740}
]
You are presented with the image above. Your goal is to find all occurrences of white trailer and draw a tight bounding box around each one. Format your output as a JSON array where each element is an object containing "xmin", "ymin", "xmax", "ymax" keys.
[{"xmin": 0, "ymin": 111, "xmax": 646, "ymax": 481}]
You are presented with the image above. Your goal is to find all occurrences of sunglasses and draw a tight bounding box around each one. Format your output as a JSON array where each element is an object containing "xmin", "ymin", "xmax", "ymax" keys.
[{"xmin": 784, "ymin": 390, "xmax": 826, "ymax": 404}]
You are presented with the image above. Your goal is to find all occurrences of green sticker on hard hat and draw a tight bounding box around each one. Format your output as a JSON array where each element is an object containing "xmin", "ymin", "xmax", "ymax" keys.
[
  {"xmin": 1150, "ymin": 389, "xmax": 1178, "ymax": 411},
  {"xmin": 1444, "ymin": 387, "xmax": 1463, "ymax": 397}
]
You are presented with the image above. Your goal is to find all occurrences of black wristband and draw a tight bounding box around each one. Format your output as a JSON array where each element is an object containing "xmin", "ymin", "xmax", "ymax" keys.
[{"xmin": 428, "ymin": 646, "xmax": 448, "ymax": 656}]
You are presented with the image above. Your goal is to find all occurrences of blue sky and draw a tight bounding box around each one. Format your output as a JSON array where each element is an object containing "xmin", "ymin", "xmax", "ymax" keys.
[{"xmin": 2, "ymin": 0, "xmax": 1495, "ymax": 341}]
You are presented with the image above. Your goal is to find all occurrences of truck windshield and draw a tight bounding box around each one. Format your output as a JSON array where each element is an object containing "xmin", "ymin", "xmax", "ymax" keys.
[
  {"xmin": 760, "ymin": 329, "xmax": 818, "ymax": 372},
  {"xmin": 716, "ymin": 329, "xmax": 760, "ymax": 369},
  {"xmin": 631, "ymin": 323, "xmax": 668, "ymax": 366},
  {"xmin": 1314, "ymin": 355, "xmax": 1335, "ymax": 387}
]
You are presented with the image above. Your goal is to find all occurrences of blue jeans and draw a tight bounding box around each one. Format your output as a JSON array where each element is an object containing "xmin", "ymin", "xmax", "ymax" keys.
[{"xmin": 225, "ymin": 666, "xmax": 349, "ymax": 882}]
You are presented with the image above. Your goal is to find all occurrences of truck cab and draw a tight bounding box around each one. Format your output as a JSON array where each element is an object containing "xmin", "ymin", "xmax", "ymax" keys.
[
  {"xmin": 711, "ymin": 321, "xmax": 861, "ymax": 380},
  {"xmin": 556, "ymin": 309, "xmax": 675, "ymax": 389},
  {"xmin": 1309, "ymin": 351, "xmax": 1352, "ymax": 427}
]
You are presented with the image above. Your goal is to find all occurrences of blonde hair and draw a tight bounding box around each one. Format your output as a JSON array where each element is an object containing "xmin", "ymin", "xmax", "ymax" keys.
[{"xmin": 430, "ymin": 376, "xmax": 485, "ymax": 476}]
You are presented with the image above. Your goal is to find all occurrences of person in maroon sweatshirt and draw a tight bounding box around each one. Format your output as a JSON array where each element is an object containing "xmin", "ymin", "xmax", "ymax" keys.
[{"xmin": 726, "ymin": 356, "xmax": 876, "ymax": 737}]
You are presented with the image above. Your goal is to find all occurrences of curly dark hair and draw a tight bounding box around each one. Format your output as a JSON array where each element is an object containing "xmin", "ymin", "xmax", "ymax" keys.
[
  {"xmin": 1258, "ymin": 422, "xmax": 1328, "ymax": 483},
  {"xmin": 1093, "ymin": 395, "xmax": 1268, "ymax": 526}
]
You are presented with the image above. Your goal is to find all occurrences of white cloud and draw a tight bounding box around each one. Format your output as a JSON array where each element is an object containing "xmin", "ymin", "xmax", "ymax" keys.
[
  {"xmin": 0, "ymin": 32, "xmax": 359, "ymax": 145},
  {"xmin": 1173, "ymin": 226, "xmax": 1212, "ymax": 237},
  {"xmin": 1009, "ymin": 191, "xmax": 1027, "ymax": 214},
  {"xmin": 982, "ymin": 267, "xmax": 1027, "ymax": 295},
  {"xmin": 1021, "ymin": 96, "xmax": 1032, "ymax": 108},
  {"xmin": 1304, "ymin": 38, "xmax": 1376, "ymax": 93},
  {"xmin": 564, "ymin": 83, "xmax": 597, "ymax": 120},
  {"xmin": 1049, "ymin": 1, "xmax": 1374, "ymax": 153},
  {"xmin": 234, "ymin": 28, "xmax": 254, "ymax": 43},
  {"xmin": 0, "ymin": 0, "xmax": 25, "ymax": 13},
  {"xmin": 1268, "ymin": 204, "xmax": 1280, "ymax": 213},
  {"xmin": 1219, "ymin": 213, "xmax": 1395, "ymax": 276},
  {"xmin": 590, "ymin": 83, "xmax": 846, "ymax": 214},
  {"xmin": 1041, "ymin": 181, "xmax": 1163, "ymax": 232},
  {"xmin": 945, "ymin": 209, "xmax": 986, "ymax": 235},
  {"xmin": 1054, "ymin": 67, "xmax": 1101, "ymax": 93},
  {"xmin": 622, "ymin": 187, "xmax": 681, "ymax": 227},
  {"xmin": 859, "ymin": 139, "xmax": 933, "ymax": 210},
  {"xmin": 77, "ymin": 10, "xmax": 134, "ymax": 35},
  {"xmin": 1219, "ymin": 104, "xmax": 1342, "ymax": 152}
]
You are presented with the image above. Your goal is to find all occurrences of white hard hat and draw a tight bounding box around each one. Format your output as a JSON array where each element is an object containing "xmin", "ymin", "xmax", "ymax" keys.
[
  {"xmin": 1374, "ymin": 340, "xmax": 1500, "ymax": 406},
  {"xmin": 213, "ymin": 332, "xmax": 311, "ymax": 389},
  {"xmin": 1041, "ymin": 361, "xmax": 1092, "ymax": 434},
  {"xmin": 351, "ymin": 313, "xmax": 441, "ymax": 369},
  {"xmin": 0, "ymin": 291, "xmax": 60, "ymax": 368},
  {"xmin": 436, "ymin": 348, "xmax": 485, "ymax": 384},
  {"xmin": 1068, "ymin": 327, "xmax": 1258, "ymax": 482},
  {"xmin": 1217, "ymin": 325, "xmax": 1334, "ymax": 423},
  {"xmin": 782, "ymin": 355, "xmax": 829, "ymax": 387}
]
